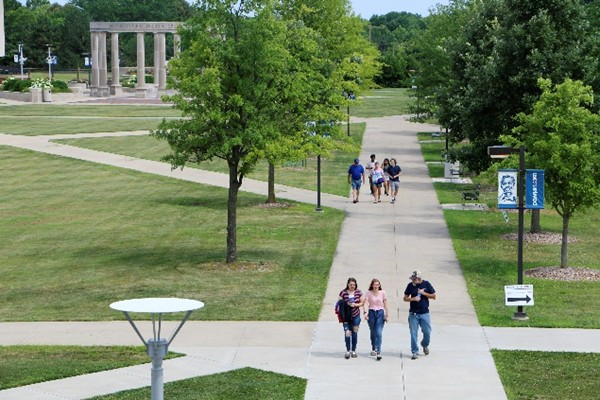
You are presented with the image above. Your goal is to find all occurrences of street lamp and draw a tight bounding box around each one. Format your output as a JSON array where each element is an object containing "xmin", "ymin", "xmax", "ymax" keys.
[
  {"xmin": 487, "ymin": 145, "xmax": 528, "ymax": 320},
  {"xmin": 17, "ymin": 44, "xmax": 26, "ymax": 79},
  {"xmin": 316, "ymin": 153, "xmax": 322, "ymax": 212}
]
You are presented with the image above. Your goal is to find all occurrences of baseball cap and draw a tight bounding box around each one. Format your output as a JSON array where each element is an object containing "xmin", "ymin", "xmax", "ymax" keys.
[
  {"xmin": 409, "ymin": 270, "xmax": 422, "ymax": 280},
  {"xmin": 354, "ymin": 158, "xmax": 359, "ymax": 163}
]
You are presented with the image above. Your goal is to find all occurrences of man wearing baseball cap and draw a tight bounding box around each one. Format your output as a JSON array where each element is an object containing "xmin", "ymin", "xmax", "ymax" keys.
[
  {"xmin": 403, "ymin": 270, "xmax": 436, "ymax": 360},
  {"xmin": 347, "ymin": 158, "xmax": 365, "ymax": 204}
]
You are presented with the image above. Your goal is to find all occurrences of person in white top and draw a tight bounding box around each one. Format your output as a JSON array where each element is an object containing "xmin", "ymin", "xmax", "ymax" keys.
[
  {"xmin": 365, "ymin": 154, "xmax": 377, "ymax": 194},
  {"xmin": 363, "ymin": 278, "xmax": 389, "ymax": 360},
  {"xmin": 371, "ymin": 161, "xmax": 385, "ymax": 203}
]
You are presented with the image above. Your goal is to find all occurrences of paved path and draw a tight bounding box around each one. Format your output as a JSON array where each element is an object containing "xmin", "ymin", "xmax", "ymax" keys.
[{"xmin": 1, "ymin": 109, "xmax": 600, "ymax": 399}]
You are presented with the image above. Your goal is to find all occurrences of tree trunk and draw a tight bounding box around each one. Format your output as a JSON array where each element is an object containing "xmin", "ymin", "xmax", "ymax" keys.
[
  {"xmin": 226, "ymin": 162, "xmax": 241, "ymax": 263},
  {"xmin": 267, "ymin": 162, "xmax": 276, "ymax": 203},
  {"xmin": 530, "ymin": 209, "xmax": 541, "ymax": 233},
  {"xmin": 560, "ymin": 213, "xmax": 570, "ymax": 268}
]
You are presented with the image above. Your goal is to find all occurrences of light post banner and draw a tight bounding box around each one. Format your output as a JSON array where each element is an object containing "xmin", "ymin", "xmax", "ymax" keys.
[
  {"xmin": 526, "ymin": 169, "xmax": 544, "ymax": 209},
  {"xmin": 497, "ymin": 169, "xmax": 518, "ymax": 209}
]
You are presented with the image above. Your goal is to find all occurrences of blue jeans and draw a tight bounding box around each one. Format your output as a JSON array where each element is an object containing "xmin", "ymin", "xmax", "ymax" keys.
[
  {"xmin": 367, "ymin": 309, "xmax": 385, "ymax": 353},
  {"xmin": 343, "ymin": 315, "xmax": 361, "ymax": 351},
  {"xmin": 408, "ymin": 312, "xmax": 431, "ymax": 355}
]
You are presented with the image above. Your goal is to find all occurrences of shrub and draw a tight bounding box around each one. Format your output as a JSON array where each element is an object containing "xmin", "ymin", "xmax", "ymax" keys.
[{"xmin": 2, "ymin": 78, "xmax": 32, "ymax": 92}]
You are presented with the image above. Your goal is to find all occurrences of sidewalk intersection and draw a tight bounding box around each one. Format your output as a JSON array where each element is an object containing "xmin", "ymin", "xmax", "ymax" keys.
[{"xmin": 1, "ymin": 109, "xmax": 599, "ymax": 399}]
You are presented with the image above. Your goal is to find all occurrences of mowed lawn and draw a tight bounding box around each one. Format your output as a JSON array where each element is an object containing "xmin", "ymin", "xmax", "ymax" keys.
[{"xmin": 0, "ymin": 145, "xmax": 344, "ymax": 322}]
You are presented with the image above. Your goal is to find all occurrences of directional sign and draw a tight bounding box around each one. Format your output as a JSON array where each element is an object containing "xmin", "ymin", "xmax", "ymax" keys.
[{"xmin": 504, "ymin": 285, "xmax": 534, "ymax": 306}]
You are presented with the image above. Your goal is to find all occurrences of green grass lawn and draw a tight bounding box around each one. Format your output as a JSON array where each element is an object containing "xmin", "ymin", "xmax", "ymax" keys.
[
  {"xmin": 350, "ymin": 88, "xmax": 413, "ymax": 117},
  {"xmin": 55, "ymin": 123, "xmax": 365, "ymax": 197},
  {"xmin": 492, "ymin": 351, "xmax": 600, "ymax": 400},
  {"xmin": 90, "ymin": 367, "xmax": 306, "ymax": 400},
  {"xmin": 0, "ymin": 146, "xmax": 344, "ymax": 322},
  {"xmin": 0, "ymin": 345, "xmax": 171, "ymax": 390}
]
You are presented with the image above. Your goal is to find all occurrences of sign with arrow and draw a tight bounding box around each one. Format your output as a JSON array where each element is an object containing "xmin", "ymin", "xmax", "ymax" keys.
[{"xmin": 504, "ymin": 285, "xmax": 534, "ymax": 306}]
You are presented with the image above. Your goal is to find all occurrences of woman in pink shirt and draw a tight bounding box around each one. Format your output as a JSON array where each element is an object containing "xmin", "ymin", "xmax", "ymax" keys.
[{"xmin": 363, "ymin": 278, "xmax": 389, "ymax": 360}]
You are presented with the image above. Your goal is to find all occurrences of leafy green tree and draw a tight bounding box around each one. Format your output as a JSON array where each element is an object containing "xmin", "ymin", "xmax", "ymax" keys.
[
  {"xmin": 367, "ymin": 11, "xmax": 424, "ymax": 87},
  {"xmin": 153, "ymin": 0, "xmax": 354, "ymax": 262},
  {"xmin": 258, "ymin": 0, "xmax": 379, "ymax": 203},
  {"xmin": 512, "ymin": 78, "xmax": 600, "ymax": 267},
  {"xmin": 408, "ymin": 0, "xmax": 472, "ymax": 121},
  {"xmin": 424, "ymin": 0, "xmax": 586, "ymax": 173}
]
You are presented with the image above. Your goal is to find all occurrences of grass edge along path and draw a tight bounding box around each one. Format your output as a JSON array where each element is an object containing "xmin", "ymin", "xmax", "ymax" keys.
[{"xmin": 0, "ymin": 345, "xmax": 181, "ymax": 390}]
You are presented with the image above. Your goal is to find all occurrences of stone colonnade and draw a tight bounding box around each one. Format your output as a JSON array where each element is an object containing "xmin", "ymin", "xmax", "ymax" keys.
[{"xmin": 90, "ymin": 22, "xmax": 181, "ymax": 97}]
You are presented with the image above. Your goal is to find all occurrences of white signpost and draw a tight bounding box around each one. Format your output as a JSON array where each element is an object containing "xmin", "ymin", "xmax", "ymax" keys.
[{"xmin": 504, "ymin": 285, "xmax": 534, "ymax": 307}]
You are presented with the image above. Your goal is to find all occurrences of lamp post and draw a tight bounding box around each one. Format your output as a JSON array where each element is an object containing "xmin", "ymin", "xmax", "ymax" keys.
[
  {"xmin": 45, "ymin": 44, "xmax": 53, "ymax": 81},
  {"xmin": 17, "ymin": 44, "xmax": 26, "ymax": 80},
  {"xmin": 316, "ymin": 153, "xmax": 322, "ymax": 212},
  {"xmin": 487, "ymin": 145, "xmax": 528, "ymax": 320}
]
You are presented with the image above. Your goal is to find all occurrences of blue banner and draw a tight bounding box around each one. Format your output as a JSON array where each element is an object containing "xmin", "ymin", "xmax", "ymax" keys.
[{"xmin": 526, "ymin": 169, "xmax": 544, "ymax": 209}]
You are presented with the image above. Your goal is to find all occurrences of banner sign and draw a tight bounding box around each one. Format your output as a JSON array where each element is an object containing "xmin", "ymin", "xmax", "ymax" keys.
[
  {"xmin": 525, "ymin": 169, "xmax": 544, "ymax": 209},
  {"xmin": 497, "ymin": 169, "xmax": 517, "ymax": 209}
]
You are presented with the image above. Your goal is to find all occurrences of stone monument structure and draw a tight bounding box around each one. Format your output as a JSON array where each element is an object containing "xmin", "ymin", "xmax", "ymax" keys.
[{"xmin": 89, "ymin": 22, "xmax": 181, "ymax": 97}]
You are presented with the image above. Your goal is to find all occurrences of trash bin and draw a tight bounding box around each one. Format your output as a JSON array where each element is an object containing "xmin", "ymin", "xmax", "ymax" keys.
[{"xmin": 42, "ymin": 88, "xmax": 52, "ymax": 102}]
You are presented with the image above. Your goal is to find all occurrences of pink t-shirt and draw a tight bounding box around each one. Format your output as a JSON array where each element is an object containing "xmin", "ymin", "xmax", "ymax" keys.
[{"xmin": 366, "ymin": 289, "xmax": 387, "ymax": 311}]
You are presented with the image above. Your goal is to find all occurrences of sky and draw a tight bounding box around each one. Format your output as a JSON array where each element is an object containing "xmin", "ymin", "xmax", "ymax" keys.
[
  {"xmin": 349, "ymin": 0, "xmax": 451, "ymax": 19},
  {"xmin": 18, "ymin": 0, "xmax": 450, "ymax": 18}
]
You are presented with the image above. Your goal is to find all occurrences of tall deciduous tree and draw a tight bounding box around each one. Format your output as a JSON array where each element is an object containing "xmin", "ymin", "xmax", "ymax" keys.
[
  {"xmin": 153, "ymin": 0, "xmax": 354, "ymax": 263},
  {"xmin": 420, "ymin": 0, "xmax": 586, "ymax": 173},
  {"xmin": 513, "ymin": 78, "xmax": 600, "ymax": 267},
  {"xmin": 260, "ymin": 0, "xmax": 379, "ymax": 203}
]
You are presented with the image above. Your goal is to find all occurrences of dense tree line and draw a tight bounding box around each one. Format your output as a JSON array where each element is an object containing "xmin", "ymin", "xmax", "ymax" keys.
[{"xmin": 410, "ymin": 0, "xmax": 600, "ymax": 267}]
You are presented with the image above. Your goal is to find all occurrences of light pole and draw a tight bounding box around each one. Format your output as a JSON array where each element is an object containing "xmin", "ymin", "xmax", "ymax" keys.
[
  {"xmin": 316, "ymin": 153, "xmax": 322, "ymax": 212},
  {"xmin": 45, "ymin": 44, "xmax": 53, "ymax": 81},
  {"xmin": 17, "ymin": 44, "xmax": 26, "ymax": 79},
  {"xmin": 488, "ymin": 145, "xmax": 528, "ymax": 320}
]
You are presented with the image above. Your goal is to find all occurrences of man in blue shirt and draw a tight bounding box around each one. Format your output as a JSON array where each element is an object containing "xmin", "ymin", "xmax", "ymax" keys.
[
  {"xmin": 347, "ymin": 158, "xmax": 365, "ymax": 204},
  {"xmin": 403, "ymin": 270, "xmax": 436, "ymax": 359}
]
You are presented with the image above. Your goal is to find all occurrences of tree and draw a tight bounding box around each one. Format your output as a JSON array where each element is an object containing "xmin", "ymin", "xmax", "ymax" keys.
[
  {"xmin": 260, "ymin": 0, "xmax": 380, "ymax": 203},
  {"xmin": 423, "ymin": 0, "xmax": 586, "ymax": 173},
  {"xmin": 153, "ymin": 0, "xmax": 353, "ymax": 263},
  {"xmin": 513, "ymin": 78, "xmax": 600, "ymax": 267}
]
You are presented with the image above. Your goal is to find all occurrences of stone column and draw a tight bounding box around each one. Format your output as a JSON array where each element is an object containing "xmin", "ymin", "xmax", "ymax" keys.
[
  {"xmin": 110, "ymin": 32, "xmax": 122, "ymax": 95},
  {"xmin": 136, "ymin": 32, "xmax": 147, "ymax": 97},
  {"xmin": 153, "ymin": 33, "xmax": 160, "ymax": 89},
  {"xmin": 90, "ymin": 32, "xmax": 100, "ymax": 92},
  {"xmin": 98, "ymin": 31, "xmax": 109, "ymax": 96},
  {"xmin": 157, "ymin": 32, "xmax": 166, "ymax": 90}
]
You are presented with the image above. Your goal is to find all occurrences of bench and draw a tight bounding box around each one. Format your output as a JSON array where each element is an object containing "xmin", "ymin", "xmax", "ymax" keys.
[
  {"xmin": 462, "ymin": 184, "xmax": 481, "ymax": 203},
  {"xmin": 450, "ymin": 167, "xmax": 463, "ymax": 177}
]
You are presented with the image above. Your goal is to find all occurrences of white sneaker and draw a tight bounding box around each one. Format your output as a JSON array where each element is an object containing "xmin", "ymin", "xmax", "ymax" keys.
[
  {"xmin": 370, "ymin": 350, "xmax": 377, "ymax": 356},
  {"xmin": 411, "ymin": 353, "xmax": 418, "ymax": 360},
  {"xmin": 345, "ymin": 351, "xmax": 351, "ymax": 359}
]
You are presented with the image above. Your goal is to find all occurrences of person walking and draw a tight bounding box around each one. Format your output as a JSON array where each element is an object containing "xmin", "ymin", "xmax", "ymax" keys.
[
  {"xmin": 347, "ymin": 158, "xmax": 365, "ymax": 204},
  {"xmin": 388, "ymin": 158, "xmax": 402, "ymax": 204},
  {"xmin": 363, "ymin": 278, "xmax": 389, "ymax": 360},
  {"xmin": 366, "ymin": 154, "xmax": 377, "ymax": 195},
  {"xmin": 371, "ymin": 161, "xmax": 385, "ymax": 203},
  {"xmin": 382, "ymin": 158, "xmax": 391, "ymax": 196},
  {"xmin": 403, "ymin": 270, "xmax": 436, "ymax": 360},
  {"xmin": 338, "ymin": 277, "xmax": 365, "ymax": 359}
]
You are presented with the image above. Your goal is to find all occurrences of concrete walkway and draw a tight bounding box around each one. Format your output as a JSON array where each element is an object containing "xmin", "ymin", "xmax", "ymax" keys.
[{"xmin": 1, "ymin": 107, "xmax": 600, "ymax": 399}]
